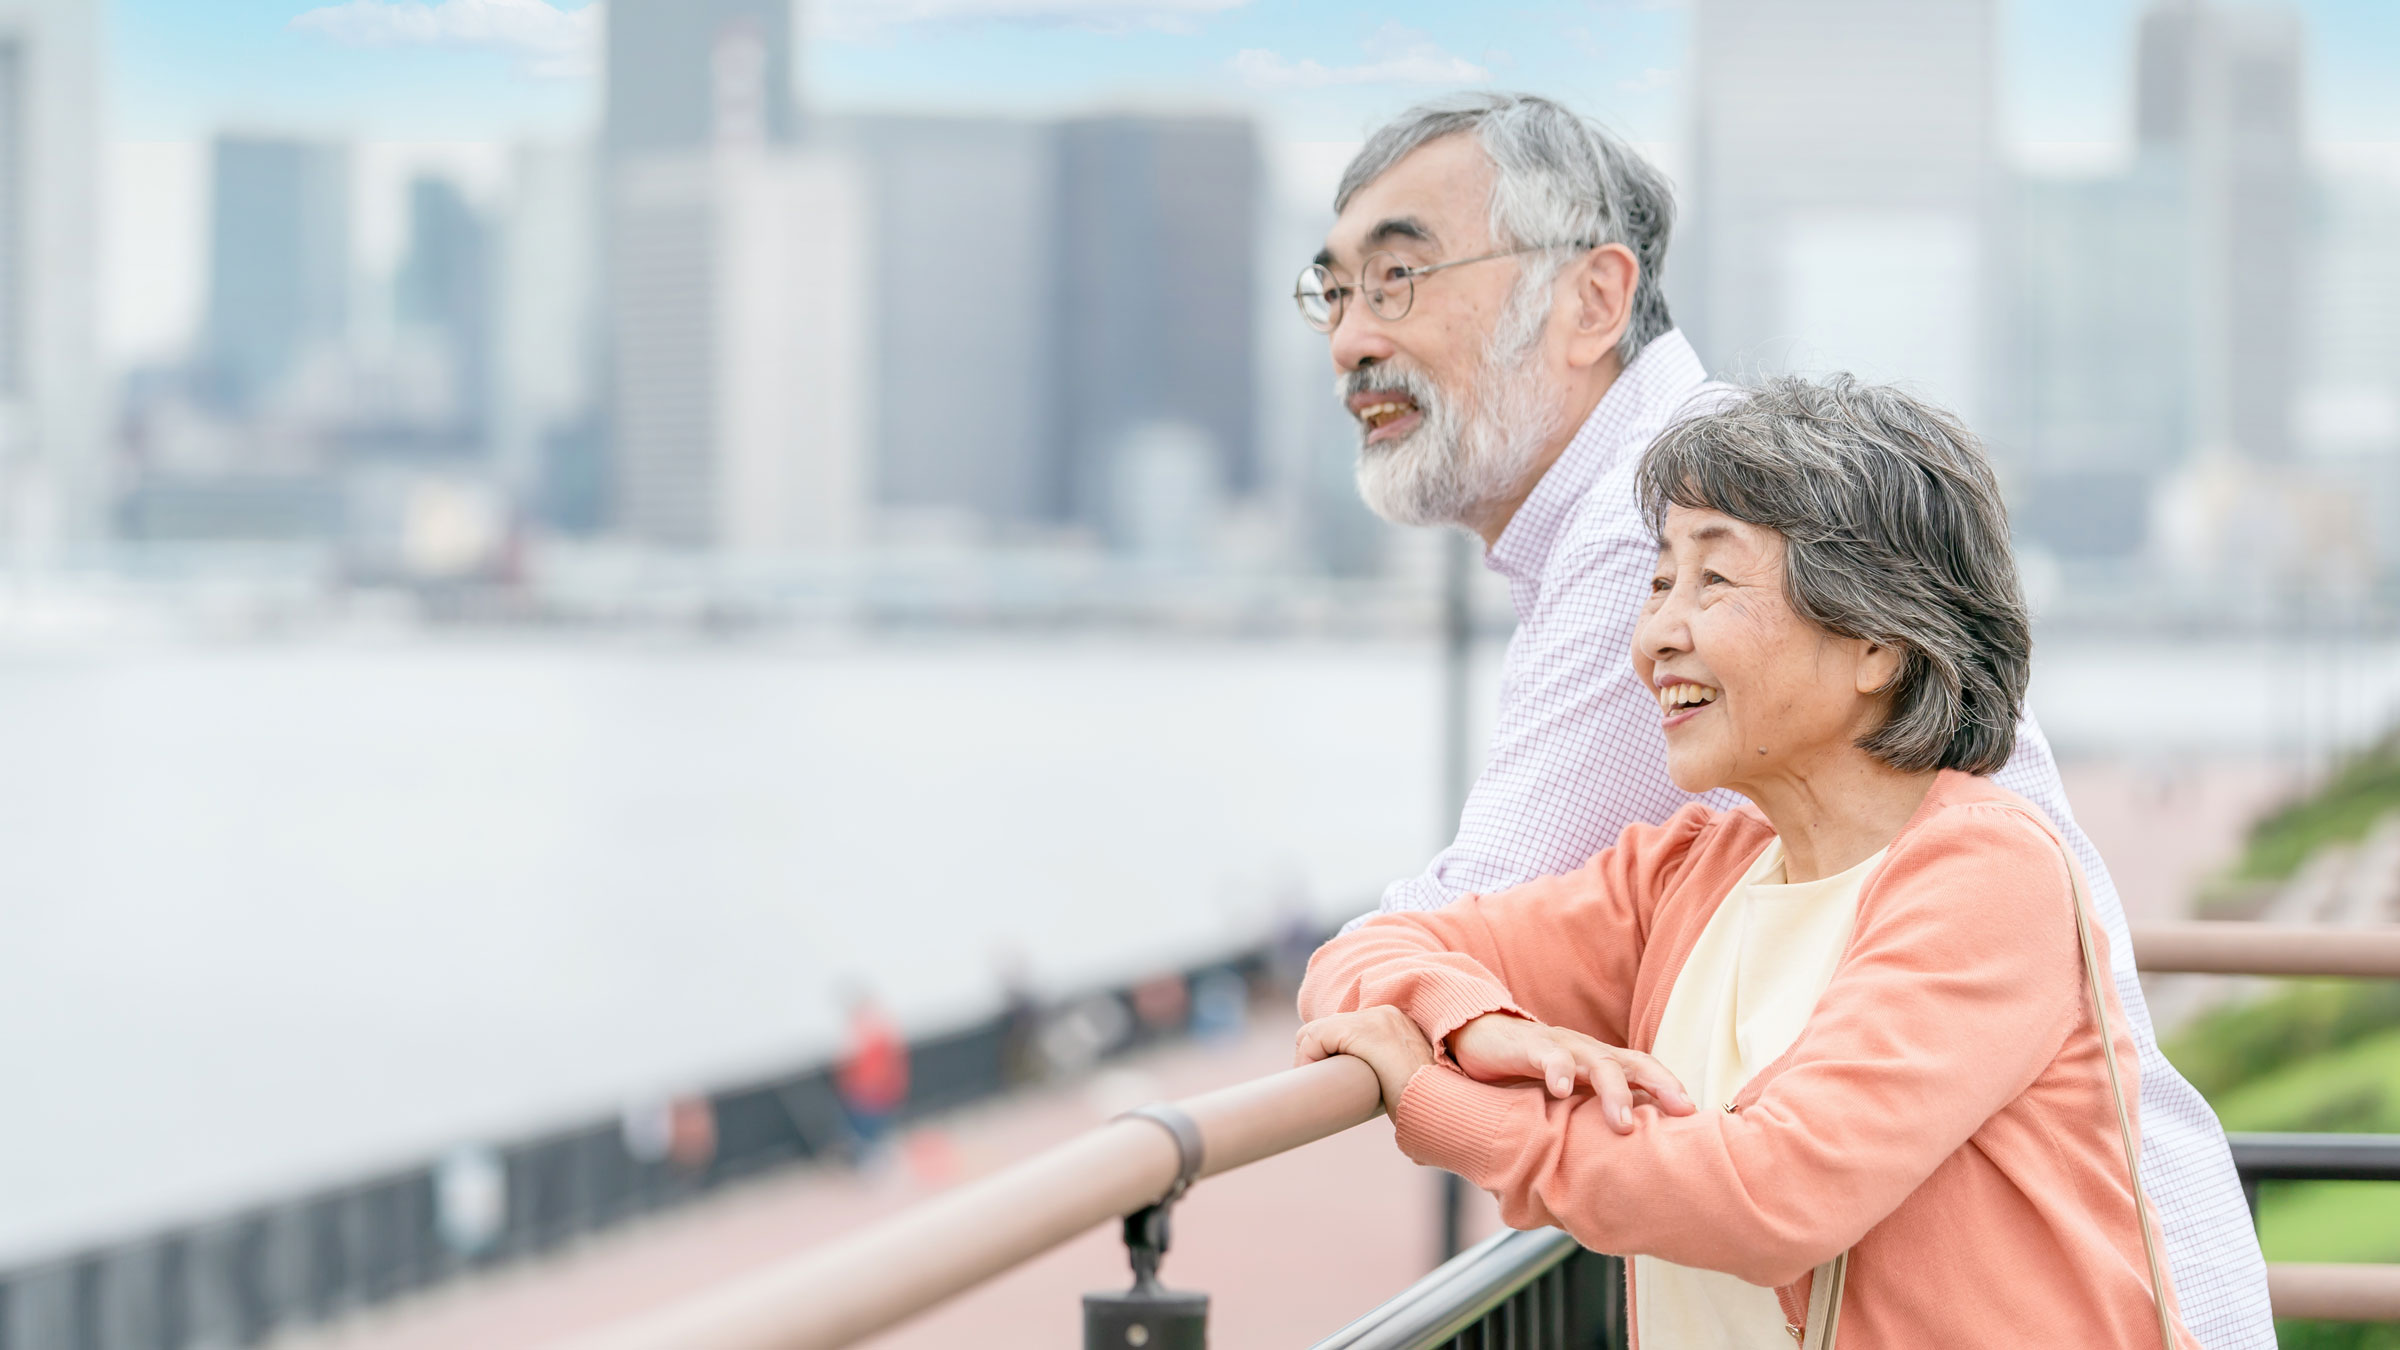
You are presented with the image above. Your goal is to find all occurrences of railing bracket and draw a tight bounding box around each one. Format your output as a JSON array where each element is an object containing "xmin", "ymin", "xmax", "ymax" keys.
[{"xmin": 1086, "ymin": 1105, "xmax": 1209, "ymax": 1348}]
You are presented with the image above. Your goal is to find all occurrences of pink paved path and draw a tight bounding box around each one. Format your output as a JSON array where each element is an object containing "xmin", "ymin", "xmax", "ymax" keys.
[{"xmin": 274, "ymin": 1013, "xmax": 1500, "ymax": 1350}]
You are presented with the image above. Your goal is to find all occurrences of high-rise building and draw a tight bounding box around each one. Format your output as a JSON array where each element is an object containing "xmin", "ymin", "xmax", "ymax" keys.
[
  {"xmin": 202, "ymin": 137, "xmax": 352, "ymax": 414},
  {"xmin": 1993, "ymin": 163, "xmax": 2192, "ymax": 557},
  {"xmin": 2300, "ymin": 166, "xmax": 2400, "ymax": 457},
  {"xmin": 611, "ymin": 150, "xmax": 867, "ymax": 553},
  {"xmin": 604, "ymin": 0, "xmax": 796, "ymax": 161},
  {"xmin": 607, "ymin": 15, "xmax": 865, "ymax": 552},
  {"xmin": 497, "ymin": 141, "xmax": 601, "ymax": 529},
  {"xmin": 2293, "ymin": 164, "xmax": 2400, "ymax": 574},
  {"xmin": 2136, "ymin": 0, "xmax": 2305, "ymax": 460},
  {"xmin": 827, "ymin": 115, "xmax": 1061, "ymax": 537},
  {"xmin": 1681, "ymin": 0, "xmax": 1997, "ymax": 423},
  {"xmin": 1261, "ymin": 156, "xmax": 1390, "ymax": 576},
  {"xmin": 1054, "ymin": 115, "xmax": 1260, "ymax": 533},
  {"xmin": 0, "ymin": 0, "xmax": 98, "ymax": 551},
  {"xmin": 394, "ymin": 175, "xmax": 493, "ymax": 441}
]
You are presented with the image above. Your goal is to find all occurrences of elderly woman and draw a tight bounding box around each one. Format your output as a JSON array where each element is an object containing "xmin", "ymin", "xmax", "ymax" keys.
[{"xmin": 1297, "ymin": 377, "xmax": 2195, "ymax": 1350}]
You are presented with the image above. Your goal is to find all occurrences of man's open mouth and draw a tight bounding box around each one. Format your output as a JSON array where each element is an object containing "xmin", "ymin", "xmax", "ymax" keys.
[
  {"xmin": 1656, "ymin": 682, "xmax": 1719, "ymax": 716},
  {"xmin": 1350, "ymin": 392, "xmax": 1423, "ymax": 443}
]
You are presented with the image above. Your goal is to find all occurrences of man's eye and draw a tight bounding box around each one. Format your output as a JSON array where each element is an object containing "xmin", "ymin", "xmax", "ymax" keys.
[
  {"xmin": 1649, "ymin": 576, "xmax": 1671, "ymax": 593},
  {"xmin": 1702, "ymin": 571, "xmax": 1730, "ymax": 586}
]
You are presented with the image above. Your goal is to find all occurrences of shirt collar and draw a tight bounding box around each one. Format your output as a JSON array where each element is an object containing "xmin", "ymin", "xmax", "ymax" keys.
[{"xmin": 1485, "ymin": 329, "xmax": 1709, "ymax": 587}]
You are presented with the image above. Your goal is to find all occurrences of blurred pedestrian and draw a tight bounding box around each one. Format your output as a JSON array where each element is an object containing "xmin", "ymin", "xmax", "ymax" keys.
[
  {"xmin": 836, "ymin": 992, "xmax": 910, "ymax": 1162},
  {"xmin": 994, "ymin": 949, "xmax": 1045, "ymax": 1089}
]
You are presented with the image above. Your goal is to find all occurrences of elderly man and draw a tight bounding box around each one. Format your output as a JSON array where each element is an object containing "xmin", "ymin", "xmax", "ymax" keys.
[{"xmin": 1300, "ymin": 93, "xmax": 2273, "ymax": 1349}]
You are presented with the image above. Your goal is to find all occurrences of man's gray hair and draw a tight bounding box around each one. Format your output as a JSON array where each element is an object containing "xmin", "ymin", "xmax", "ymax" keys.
[
  {"xmin": 1336, "ymin": 92, "xmax": 1676, "ymax": 366},
  {"xmin": 1636, "ymin": 376, "xmax": 2031, "ymax": 777}
]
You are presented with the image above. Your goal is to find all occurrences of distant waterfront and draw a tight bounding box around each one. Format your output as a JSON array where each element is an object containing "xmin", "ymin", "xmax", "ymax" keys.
[{"xmin": 0, "ymin": 627, "xmax": 2386, "ymax": 1264}]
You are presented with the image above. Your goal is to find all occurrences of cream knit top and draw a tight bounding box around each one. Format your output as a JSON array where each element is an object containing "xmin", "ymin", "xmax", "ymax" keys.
[{"xmin": 1637, "ymin": 839, "xmax": 1888, "ymax": 1349}]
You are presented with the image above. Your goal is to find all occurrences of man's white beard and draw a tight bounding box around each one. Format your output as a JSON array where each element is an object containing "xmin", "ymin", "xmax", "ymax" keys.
[{"xmin": 1349, "ymin": 278, "xmax": 1566, "ymax": 529}]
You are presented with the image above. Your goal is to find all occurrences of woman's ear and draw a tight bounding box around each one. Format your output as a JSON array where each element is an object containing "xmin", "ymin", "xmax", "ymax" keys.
[{"xmin": 1856, "ymin": 641, "xmax": 1905, "ymax": 698}]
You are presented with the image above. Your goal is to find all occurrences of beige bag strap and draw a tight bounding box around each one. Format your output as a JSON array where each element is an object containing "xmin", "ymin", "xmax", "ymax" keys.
[
  {"xmin": 2059, "ymin": 836, "xmax": 2179, "ymax": 1350},
  {"xmin": 1803, "ymin": 834, "xmax": 2175, "ymax": 1350},
  {"xmin": 1800, "ymin": 1249, "xmax": 1847, "ymax": 1349}
]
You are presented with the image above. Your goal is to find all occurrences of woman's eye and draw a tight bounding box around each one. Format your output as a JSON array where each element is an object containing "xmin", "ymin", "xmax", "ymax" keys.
[
  {"xmin": 1702, "ymin": 571, "xmax": 1730, "ymax": 586},
  {"xmin": 1649, "ymin": 575, "xmax": 1671, "ymax": 593}
]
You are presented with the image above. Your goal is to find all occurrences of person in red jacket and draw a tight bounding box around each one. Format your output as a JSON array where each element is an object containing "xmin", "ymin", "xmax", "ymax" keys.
[{"xmin": 837, "ymin": 992, "xmax": 910, "ymax": 1161}]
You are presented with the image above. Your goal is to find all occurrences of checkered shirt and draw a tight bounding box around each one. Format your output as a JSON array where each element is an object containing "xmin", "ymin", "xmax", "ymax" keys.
[{"xmin": 1375, "ymin": 329, "xmax": 2275, "ymax": 1349}]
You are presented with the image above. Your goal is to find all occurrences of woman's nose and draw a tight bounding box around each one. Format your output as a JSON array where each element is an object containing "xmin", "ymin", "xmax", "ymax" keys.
[{"xmin": 1636, "ymin": 593, "xmax": 1691, "ymax": 658}]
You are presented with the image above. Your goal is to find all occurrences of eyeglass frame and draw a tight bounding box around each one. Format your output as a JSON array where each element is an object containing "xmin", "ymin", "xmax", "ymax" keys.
[{"xmin": 1293, "ymin": 239, "xmax": 1599, "ymax": 333}]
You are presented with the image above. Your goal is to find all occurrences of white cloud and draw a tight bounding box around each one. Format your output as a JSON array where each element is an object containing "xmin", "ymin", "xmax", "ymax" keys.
[
  {"xmin": 288, "ymin": 0, "xmax": 598, "ymax": 79},
  {"xmin": 1617, "ymin": 66, "xmax": 1675, "ymax": 94},
  {"xmin": 1233, "ymin": 26, "xmax": 1489, "ymax": 90},
  {"xmin": 817, "ymin": 0, "xmax": 1249, "ymax": 40}
]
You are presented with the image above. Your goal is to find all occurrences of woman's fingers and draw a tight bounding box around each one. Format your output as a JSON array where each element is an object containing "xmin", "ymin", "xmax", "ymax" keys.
[
  {"xmin": 1572, "ymin": 1042, "xmax": 1624, "ymax": 1104},
  {"xmin": 1294, "ymin": 1020, "xmax": 1333, "ymax": 1066},
  {"xmin": 1535, "ymin": 1045, "xmax": 1577, "ymax": 1098},
  {"xmin": 1592, "ymin": 1056, "xmax": 1635, "ymax": 1132},
  {"xmin": 1441, "ymin": 1017, "xmax": 1697, "ymax": 1126},
  {"xmin": 1294, "ymin": 1012, "xmax": 1370, "ymax": 1066},
  {"xmin": 1615, "ymin": 1049, "xmax": 1696, "ymax": 1114}
]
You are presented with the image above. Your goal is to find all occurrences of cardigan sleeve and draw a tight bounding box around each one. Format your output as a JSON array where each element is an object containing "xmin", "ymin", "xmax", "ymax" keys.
[
  {"xmin": 1388, "ymin": 803, "xmax": 2094, "ymax": 1288},
  {"xmin": 1299, "ymin": 803, "xmax": 1716, "ymax": 1052}
]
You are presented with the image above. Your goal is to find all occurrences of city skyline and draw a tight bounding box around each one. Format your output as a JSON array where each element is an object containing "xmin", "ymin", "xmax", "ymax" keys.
[
  {"xmin": 107, "ymin": 0, "xmax": 2400, "ymax": 146},
  {"xmin": 101, "ymin": 0, "xmax": 2400, "ymax": 371},
  {"xmin": 75, "ymin": 0, "xmax": 2400, "ymax": 589}
]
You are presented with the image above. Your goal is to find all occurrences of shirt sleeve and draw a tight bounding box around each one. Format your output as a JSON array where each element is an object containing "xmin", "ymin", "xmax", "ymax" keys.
[{"xmin": 1379, "ymin": 516, "xmax": 1735, "ymax": 917}]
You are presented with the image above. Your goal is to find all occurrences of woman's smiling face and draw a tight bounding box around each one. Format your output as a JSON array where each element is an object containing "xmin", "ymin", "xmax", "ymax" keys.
[{"xmin": 1632, "ymin": 504, "xmax": 1901, "ymax": 797}]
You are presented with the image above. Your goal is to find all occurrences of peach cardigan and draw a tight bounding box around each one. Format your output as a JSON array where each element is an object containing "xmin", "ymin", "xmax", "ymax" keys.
[{"xmin": 1301, "ymin": 771, "xmax": 2199, "ymax": 1349}]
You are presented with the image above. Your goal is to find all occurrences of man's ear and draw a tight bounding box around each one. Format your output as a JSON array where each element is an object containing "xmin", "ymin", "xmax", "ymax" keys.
[{"xmin": 1563, "ymin": 242, "xmax": 1639, "ymax": 372}]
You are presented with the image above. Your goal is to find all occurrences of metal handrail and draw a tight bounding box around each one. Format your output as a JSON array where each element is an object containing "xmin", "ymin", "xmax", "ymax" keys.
[
  {"xmin": 2270, "ymin": 1265, "xmax": 2400, "ymax": 1324},
  {"xmin": 1309, "ymin": 1227, "xmax": 1581, "ymax": 1349},
  {"xmin": 2130, "ymin": 921, "xmax": 2400, "ymax": 976},
  {"xmin": 558, "ymin": 922, "xmax": 2400, "ymax": 1348},
  {"xmin": 563, "ymin": 1055, "xmax": 1383, "ymax": 1350},
  {"xmin": 2227, "ymin": 1132, "xmax": 2400, "ymax": 1184}
]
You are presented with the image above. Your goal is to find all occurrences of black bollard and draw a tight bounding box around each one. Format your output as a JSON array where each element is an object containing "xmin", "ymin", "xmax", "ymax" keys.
[{"xmin": 1083, "ymin": 1203, "xmax": 1207, "ymax": 1349}]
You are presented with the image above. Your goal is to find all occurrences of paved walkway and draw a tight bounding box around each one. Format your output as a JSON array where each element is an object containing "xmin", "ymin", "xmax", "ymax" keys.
[{"xmin": 272, "ymin": 1012, "xmax": 1498, "ymax": 1349}]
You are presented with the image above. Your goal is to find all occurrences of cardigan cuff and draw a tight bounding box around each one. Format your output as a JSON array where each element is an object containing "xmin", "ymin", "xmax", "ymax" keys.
[
  {"xmin": 1393, "ymin": 1065, "xmax": 1522, "ymax": 1181},
  {"xmin": 1402, "ymin": 975, "xmax": 1531, "ymax": 1063}
]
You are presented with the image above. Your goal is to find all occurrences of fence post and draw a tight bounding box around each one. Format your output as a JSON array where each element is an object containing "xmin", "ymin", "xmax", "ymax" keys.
[
  {"xmin": 1086, "ymin": 1103, "xmax": 1210, "ymax": 1348},
  {"xmin": 1082, "ymin": 1203, "xmax": 1206, "ymax": 1349}
]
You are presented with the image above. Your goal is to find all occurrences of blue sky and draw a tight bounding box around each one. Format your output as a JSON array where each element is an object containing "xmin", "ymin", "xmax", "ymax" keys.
[
  {"xmin": 109, "ymin": 0, "xmax": 2400, "ymax": 149},
  {"xmin": 97, "ymin": 0, "xmax": 2400, "ymax": 364}
]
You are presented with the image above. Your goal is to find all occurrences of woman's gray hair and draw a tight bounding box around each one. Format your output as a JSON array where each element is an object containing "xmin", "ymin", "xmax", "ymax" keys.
[
  {"xmin": 1336, "ymin": 92, "xmax": 1675, "ymax": 367},
  {"xmin": 1637, "ymin": 376, "xmax": 2032, "ymax": 776}
]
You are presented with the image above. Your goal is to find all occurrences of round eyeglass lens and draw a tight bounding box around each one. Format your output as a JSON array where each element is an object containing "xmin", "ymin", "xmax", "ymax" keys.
[
  {"xmin": 1359, "ymin": 251, "xmax": 1414, "ymax": 321},
  {"xmin": 1294, "ymin": 264, "xmax": 1337, "ymax": 330}
]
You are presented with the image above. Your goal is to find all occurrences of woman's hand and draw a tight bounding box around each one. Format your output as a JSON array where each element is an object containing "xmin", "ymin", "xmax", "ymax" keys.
[
  {"xmin": 1294, "ymin": 1007, "xmax": 1436, "ymax": 1111},
  {"xmin": 1448, "ymin": 1012, "xmax": 1695, "ymax": 1133}
]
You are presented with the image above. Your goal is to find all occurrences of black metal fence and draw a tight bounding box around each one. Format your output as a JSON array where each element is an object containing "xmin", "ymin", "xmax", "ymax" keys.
[
  {"xmin": 0, "ymin": 946, "xmax": 1282, "ymax": 1350},
  {"xmin": 1309, "ymin": 1227, "xmax": 1624, "ymax": 1350},
  {"xmin": 1304, "ymin": 1131, "xmax": 2400, "ymax": 1350}
]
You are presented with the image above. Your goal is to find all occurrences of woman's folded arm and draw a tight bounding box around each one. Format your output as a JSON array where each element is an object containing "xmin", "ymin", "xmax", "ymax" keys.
[
  {"xmin": 1388, "ymin": 805, "xmax": 2089, "ymax": 1287},
  {"xmin": 1299, "ymin": 803, "xmax": 1714, "ymax": 1048}
]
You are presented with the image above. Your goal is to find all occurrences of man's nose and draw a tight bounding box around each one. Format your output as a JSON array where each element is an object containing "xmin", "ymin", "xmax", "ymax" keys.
[{"xmin": 1327, "ymin": 301, "xmax": 1394, "ymax": 373}]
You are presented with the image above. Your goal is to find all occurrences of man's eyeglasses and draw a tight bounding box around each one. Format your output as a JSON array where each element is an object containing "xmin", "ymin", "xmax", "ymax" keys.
[{"xmin": 1293, "ymin": 240, "xmax": 1596, "ymax": 333}]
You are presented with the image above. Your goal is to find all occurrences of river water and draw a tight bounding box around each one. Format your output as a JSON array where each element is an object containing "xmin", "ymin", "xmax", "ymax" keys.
[{"xmin": 1, "ymin": 626, "xmax": 2392, "ymax": 1263}]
